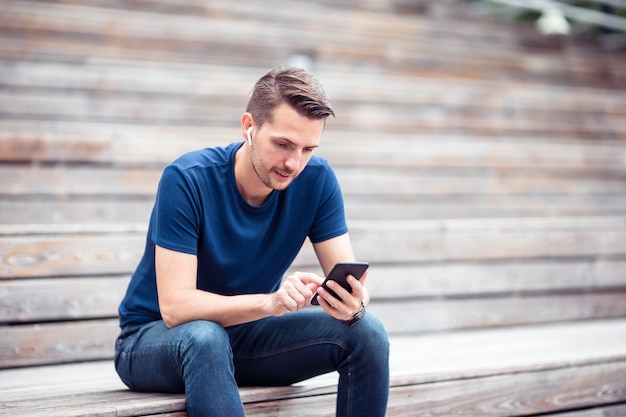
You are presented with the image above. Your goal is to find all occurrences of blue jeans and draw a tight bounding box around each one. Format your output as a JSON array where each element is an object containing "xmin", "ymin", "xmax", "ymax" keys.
[{"xmin": 114, "ymin": 309, "xmax": 389, "ymax": 417}]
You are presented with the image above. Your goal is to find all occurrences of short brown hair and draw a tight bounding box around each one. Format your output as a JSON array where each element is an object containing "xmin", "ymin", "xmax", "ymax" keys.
[{"xmin": 246, "ymin": 66, "xmax": 335, "ymax": 127}]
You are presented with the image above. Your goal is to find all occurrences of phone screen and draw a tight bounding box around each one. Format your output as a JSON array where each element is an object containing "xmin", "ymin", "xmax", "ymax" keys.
[{"xmin": 311, "ymin": 262, "xmax": 369, "ymax": 305}]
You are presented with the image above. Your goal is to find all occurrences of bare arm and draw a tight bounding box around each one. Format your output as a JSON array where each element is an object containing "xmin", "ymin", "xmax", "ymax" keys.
[
  {"xmin": 312, "ymin": 233, "xmax": 371, "ymax": 321},
  {"xmin": 155, "ymin": 245, "xmax": 323, "ymax": 328}
]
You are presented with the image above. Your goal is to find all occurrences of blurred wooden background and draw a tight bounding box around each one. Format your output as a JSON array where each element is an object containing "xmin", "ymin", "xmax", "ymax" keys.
[{"xmin": 1, "ymin": 1, "xmax": 625, "ymax": 415}]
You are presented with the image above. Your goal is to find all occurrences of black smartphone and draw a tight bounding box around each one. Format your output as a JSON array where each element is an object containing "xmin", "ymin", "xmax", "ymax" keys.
[{"xmin": 311, "ymin": 261, "xmax": 369, "ymax": 305}]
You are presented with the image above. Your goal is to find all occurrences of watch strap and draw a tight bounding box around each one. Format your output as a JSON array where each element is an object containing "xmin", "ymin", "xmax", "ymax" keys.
[{"xmin": 342, "ymin": 301, "xmax": 366, "ymax": 327}]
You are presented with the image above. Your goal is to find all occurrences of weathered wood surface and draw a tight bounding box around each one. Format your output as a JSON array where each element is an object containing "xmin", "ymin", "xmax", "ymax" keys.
[
  {"xmin": 1, "ymin": 0, "xmax": 625, "ymax": 143},
  {"xmin": 2, "ymin": 62, "xmax": 625, "ymax": 134},
  {"xmin": 3, "ymin": 292, "xmax": 626, "ymax": 368},
  {"xmin": 1, "ymin": 0, "xmax": 625, "ymax": 414},
  {"xmin": 2, "ymin": 217, "xmax": 625, "ymax": 278},
  {"xmin": 4, "ymin": 194, "xmax": 626, "ymax": 226},
  {"xmin": 555, "ymin": 405, "xmax": 626, "ymax": 417},
  {"xmin": 3, "ymin": 121, "xmax": 626, "ymax": 168},
  {"xmin": 2, "ymin": 166, "xmax": 625, "ymax": 210},
  {"xmin": 2, "ymin": 319, "xmax": 626, "ymax": 416},
  {"xmin": 2, "ymin": 85, "xmax": 624, "ymax": 137},
  {"xmin": 3, "ymin": 60, "xmax": 625, "ymax": 115},
  {"xmin": 1, "ymin": 0, "xmax": 623, "ymax": 90},
  {"xmin": 3, "ymin": 258, "xmax": 625, "ymax": 324}
]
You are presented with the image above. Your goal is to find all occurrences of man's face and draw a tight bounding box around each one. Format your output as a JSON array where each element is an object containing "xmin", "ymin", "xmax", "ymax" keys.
[{"xmin": 250, "ymin": 103, "xmax": 325, "ymax": 191}]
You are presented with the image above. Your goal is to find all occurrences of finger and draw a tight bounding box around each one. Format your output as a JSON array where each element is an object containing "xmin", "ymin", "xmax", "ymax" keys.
[
  {"xmin": 291, "ymin": 271, "xmax": 324, "ymax": 286},
  {"xmin": 315, "ymin": 289, "xmax": 344, "ymax": 318},
  {"xmin": 326, "ymin": 279, "xmax": 352, "ymax": 302},
  {"xmin": 345, "ymin": 275, "xmax": 365, "ymax": 300},
  {"xmin": 327, "ymin": 278, "xmax": 362, "ymax": 313},
  {"xmin": 283, "ymin": 276, "xmax": 319, "ymax": 309},
  {"xmin": 272, "ymin": 289, "xmax": 298, "ymax": 313},
  {"xmin": 282, "ymin": 285, "xmax": 308, "ymax": 310}
]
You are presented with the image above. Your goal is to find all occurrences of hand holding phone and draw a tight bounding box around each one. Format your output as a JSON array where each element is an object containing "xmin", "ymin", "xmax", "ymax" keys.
[{"xmin": 311, "ymin": 262, "xmax": 369, "ymax": 305}]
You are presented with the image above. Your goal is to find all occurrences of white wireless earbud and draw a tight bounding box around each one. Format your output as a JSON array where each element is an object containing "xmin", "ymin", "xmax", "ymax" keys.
[{"xmin": 247, "ymin": 127, "xmax": 253, "ymax": 146}]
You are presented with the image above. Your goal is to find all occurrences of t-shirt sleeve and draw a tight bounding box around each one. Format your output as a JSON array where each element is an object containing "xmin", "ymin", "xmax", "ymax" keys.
[
  {"xmin": 308, "ymin": 163, "xmax": 349, "ymax": 244},
  {"xmin": 152, "ymin": 165, "xmax": 201, "ymax": 255}
]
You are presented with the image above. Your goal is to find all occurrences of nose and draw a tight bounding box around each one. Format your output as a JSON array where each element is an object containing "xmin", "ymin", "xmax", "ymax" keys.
[
  {"xmin": 284, "ymin": 149, "xmax": 302, "ymax": 173},
  {"xmin": 284, "ymin": 152, "xmax": 300, "ymax": 173}
]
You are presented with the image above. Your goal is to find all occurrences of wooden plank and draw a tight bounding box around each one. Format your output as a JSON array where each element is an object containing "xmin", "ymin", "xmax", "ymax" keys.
[
  {"xmin": 243, "ymin": 363, "xmax": 626, "ymax": 416},
  {"xmin": 364, "ymin": 258, "xmax": 626, "ymax": 298},
  {"xmin": 346, "ymin": 217, "xmax": 626, "ymax": 266},
  {"xmin": 2, "ymin": 120, "xmax": 626, "ymax": 170},
  {"xmin": 368, "ymin": 292, "xmax": 626, "ymax": 334},
  {"xmin": 3, "ymin": 258, "xmax": 626, "ymax": 324},
  {"xmin": 0, "ymin": 319, "xmax": 118, "ymax": 368},
  {"xmin": 0, "ymin": 360, "xmax": 129, "ymax": 400},
  {"xmin": 1, "ymin": 0, "xmax": 621, "ymax": 89},
  {"xmin": 0, "ymin": 390, "xmax": 185, "ymax": 417},
  {"xmin": 381, "ymin": 362, "xmax": 626, "ymax": 417},
  {"xmin": 2, "ymin": 319, "xmax": 626, "ymax": 414},
  {"xmin": 320, "ymin": 137, "xmax": 626, "ymax": 172},
  {"xmin": 0, "ymin": 276, "xmax": 129, "ymax": 323},
  {"xmin": 0, "ymin": 120, "xmax": 234, "ymax": 166},
  {"xmin": 336, "ymin": 168, "xmax": 626, "ymax": 197},
  {"xmin": 0, "ymin": 233, "xmax": 146, "ymax": 278},
  {"xmin": 2, "ymin": 217, "xmax": 625, "ymax": 278},
  {"xmin": 0, "ymin": 60, "xmax": 257, "ymax": 100},
  {"xmin": 343, "ymin": 195, "xmax": 626, "ymax": 220},
  {"xmin": 3, "ymin": 165, "xmax": 626, "ymax": 199},
  {"xmin": 3, "ymin": 292, "xmax": 626, "ymax": 368},
  {"xmin": 0, "ymin": 89, "xmax": 243, "ymax": 126},
  {"xmin": 0, "ymin": 166, "xmax": 161, "ymax": 197},
  {"xmin": 3, "ymin": 319, "xmax": 625, "ymax": 397},
  {"xmin": 3, "ymin": 194, "xmax": 626, "ymax": 227},
  {"xmin": 0, "ymin": 103, "xmax": 620, "ymax": 144},
  {"xmin": 11, "ymin": 360, "xmax": 622, "ymax": 417},
  {"xmin": 2, "ymin": 60, "xmax": 625, "ymax": 116},
  {"xmin": 554, "ymin": 404, "xmax": 626, "ymax": 416},
  {"xmin": 386, "ymin": 318, "xmax": 626, "ymax": 383},
  {"xmin": 2, "ymin": 87, "xmax": 624, "ymax": 137},
  {"xmin": 0, "ymin": 0, "xmax": 582, "ymax": 56},
  {"xmin": 0, "ymin": 201, "xmax": 154, "ymax": 226}
]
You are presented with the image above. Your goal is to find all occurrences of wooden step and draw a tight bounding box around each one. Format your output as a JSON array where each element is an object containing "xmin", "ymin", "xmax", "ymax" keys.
[
  {"xmin": 1, "ymin": 0, "xmax": 623, "ymax": 87},
  {"xmin": 3, "ymin": 192, "xmax": 626, "ymax": 225},
  {"xmin": 4, "ymin": 290, "xmax": 626, "ymax": 368},
  {"xmin": 3, "ymin": 120, "xmax": 626, "ymax": 168},
  {"xmin": 2, "ymin": 88, "xmax": 623, "ymax": 137},
  {"xmin": 1, "ymin": 319, "xmax": 625, "ymax": 415},
  {"xmin": 2, "ymin": 164, "xmax": 625, "ymax": 200},
  {"xmin": 2, "ymin": 60, "xmax": 624, "ymax": 115},
  {"xmin": 2, "ymin": 216, "xmax": 625, "ymax": 277},
  {"xmin": 3, "ymin": 257, "xmax": 626, "ymax": 325}
]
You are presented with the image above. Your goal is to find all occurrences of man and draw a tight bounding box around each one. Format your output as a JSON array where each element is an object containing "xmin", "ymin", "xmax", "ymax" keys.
[{"xmin": 115, "ymin": 66, "xmax": 390, "ymax": 417}]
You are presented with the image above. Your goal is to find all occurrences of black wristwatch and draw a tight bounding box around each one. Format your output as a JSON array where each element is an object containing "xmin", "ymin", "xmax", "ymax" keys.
[{"xmin": 342, "ymin": 301, "xmax": 366, "ymax": 327}]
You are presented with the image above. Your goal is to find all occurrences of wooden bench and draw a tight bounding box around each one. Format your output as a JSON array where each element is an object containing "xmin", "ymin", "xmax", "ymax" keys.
[{"xmin": 2, "ymin": 0, "xmax": 626, "ymax": 415}]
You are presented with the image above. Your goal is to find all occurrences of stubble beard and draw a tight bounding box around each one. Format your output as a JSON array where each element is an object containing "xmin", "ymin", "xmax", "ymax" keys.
[{"xmin": 251, "ymin": 150, "xmax": 296, "ymax": 191}]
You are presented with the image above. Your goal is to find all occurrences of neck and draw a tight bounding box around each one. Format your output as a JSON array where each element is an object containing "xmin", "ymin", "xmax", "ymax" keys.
[{"xmin": 234, "ymin": 145, "xmax": 272, "ymax": 206}]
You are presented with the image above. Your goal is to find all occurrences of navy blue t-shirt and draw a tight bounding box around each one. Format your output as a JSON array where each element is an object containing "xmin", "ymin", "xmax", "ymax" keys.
[{"xmin": 118, "ymin": 142, "xmax": 348, "ymax": 327}]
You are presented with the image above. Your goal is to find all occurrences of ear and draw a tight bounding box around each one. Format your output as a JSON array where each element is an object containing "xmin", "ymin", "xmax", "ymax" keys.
[{"xmin": 241, "ymin": 112, "xmax": 254, "ymax": 143}]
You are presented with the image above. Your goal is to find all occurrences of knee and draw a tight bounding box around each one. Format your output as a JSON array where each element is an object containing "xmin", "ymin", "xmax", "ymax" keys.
[
  {"xmin": 173, "ymin": 320, "xmax": 232, "ymax": 359},
  {"xmin": 353, "ymin": 314, "xmax": 390, "ymax": 358}
]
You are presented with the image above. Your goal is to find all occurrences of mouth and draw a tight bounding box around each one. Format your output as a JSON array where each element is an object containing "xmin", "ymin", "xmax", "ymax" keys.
[{"xmin": 274, "ymin": 169, "xmax": 294, "ymax": 182}]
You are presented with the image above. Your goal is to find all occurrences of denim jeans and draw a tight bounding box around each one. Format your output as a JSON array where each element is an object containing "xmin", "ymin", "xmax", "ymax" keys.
[{"xmin": 114, "ymin": 309, "xmax": 390, "ymax": 417}]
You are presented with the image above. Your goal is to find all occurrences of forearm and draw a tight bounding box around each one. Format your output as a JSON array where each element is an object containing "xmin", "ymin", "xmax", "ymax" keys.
[{"xmin": 160, "ymin": 289, "xmax": 272, "ymax": 328}]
